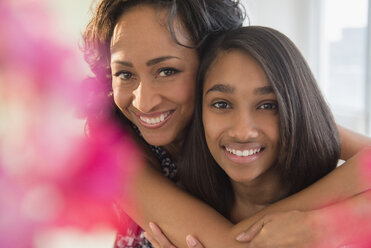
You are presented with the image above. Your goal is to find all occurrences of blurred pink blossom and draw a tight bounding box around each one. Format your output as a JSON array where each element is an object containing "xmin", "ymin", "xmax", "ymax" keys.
[{"xmin": 0, "ymin": 1, "xmax": 140, "ymax": 247}]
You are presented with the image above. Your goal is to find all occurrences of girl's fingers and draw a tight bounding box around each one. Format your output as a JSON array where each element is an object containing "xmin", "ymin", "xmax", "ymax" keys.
[
  {"xmin": 186, "ymin": 235, "xmax": 204, "ymax": 248},
  {"xmin": 144, "ymin": 231, "xmax": 160, "ymax": 248},
  {"xmin": 149, "ymin": 222, "xmax": 177, "ymax": 248},
  {"xmin": 236, "ymin": 218, "xmax": 265, "ymax": 242}
]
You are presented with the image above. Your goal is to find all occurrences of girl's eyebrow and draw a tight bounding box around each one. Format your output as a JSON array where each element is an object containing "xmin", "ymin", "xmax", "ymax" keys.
[
  {"xmin": 205, "ymin": 84, "xmax": 234, "ymax": 95},
  {"xmin": 205, "ymin": 84, "xmax": 274, "ymax": 96}
]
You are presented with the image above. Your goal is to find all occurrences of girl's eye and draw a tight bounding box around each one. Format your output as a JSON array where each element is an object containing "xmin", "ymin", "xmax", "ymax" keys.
[
  {"xmin": 212, "ymin": 101, "xmax": 231, "ymax": 109},
  {"xmin": 158, "ymin": 68, "xmax": 180, "ymax": 77},
  {"xmin": 114, "ymin": 71, "xmax": 133, "ymax": 80},
  {"xmin": 258, "ymin": 102, "xmax": 278, "ymax": 110}
]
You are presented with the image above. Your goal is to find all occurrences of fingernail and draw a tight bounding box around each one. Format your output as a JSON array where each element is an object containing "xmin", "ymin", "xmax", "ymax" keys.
[
  {"xmin": 149, "ymin": 222, "xmax": 156, "ymax": 233},
  {"xmin": 236, "ymin": 232, "xmax": 248, "ymax": 241},
  {"xmin": 186, "ymin": 235, "xmax": 197, "ymax": 247}
]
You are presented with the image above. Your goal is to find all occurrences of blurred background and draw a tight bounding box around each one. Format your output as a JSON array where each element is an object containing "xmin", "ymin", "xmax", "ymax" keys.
[{"xmin": 0, "ymin": 0, "xmax": 369, "ymax": 248}]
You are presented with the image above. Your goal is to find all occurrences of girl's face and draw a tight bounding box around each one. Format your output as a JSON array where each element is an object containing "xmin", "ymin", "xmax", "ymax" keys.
[
  {"xmin": 202, "ymin": 50, "xmax": 279, "ymax": 185},
  {"xmin": 110, "ymin": 5, "xmax": 198, "ymax": 147}
]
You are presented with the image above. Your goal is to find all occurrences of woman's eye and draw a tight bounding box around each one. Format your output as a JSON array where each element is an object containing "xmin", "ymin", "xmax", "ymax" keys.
[
  {"xmin": 212, "ymin": 101, "xmax": 231, "ymax": 109},
  {"xmin": 158, "ymin": 68, "xmax": 180, "ymax": 77},
  {"xmin": 258, "ymin": 102, "xmax": 278, "ymax": 110},
  {"xmin": 114, "ymin": 71, "xmax": 133, "ymax": 80}
]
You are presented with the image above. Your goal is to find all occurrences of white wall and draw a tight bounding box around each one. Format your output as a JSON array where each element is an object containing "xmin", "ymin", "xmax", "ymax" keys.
[{"xmin": 241, "ymin": 0, "xmax": 319, "ymax": 76}]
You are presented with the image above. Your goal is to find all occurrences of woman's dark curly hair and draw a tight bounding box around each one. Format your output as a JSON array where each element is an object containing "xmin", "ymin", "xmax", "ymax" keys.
[{"xmin": 82, "ymin": 0, "xmax": 245, "ymax": 129}]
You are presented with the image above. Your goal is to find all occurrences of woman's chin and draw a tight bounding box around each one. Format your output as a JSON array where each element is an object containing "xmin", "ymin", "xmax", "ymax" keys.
[{"xmin": 141, "ymin": 132, "xmax": 174, "ymax": 147}]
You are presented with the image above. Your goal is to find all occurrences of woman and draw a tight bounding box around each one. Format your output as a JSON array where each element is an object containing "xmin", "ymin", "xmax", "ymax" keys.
[
  {"xmin": 82, "ymin": 1, "xmax": 371, "ymax": 247},
  {"xmin": 84, "ymin": 0, "xmax": 244, "ymax": 246}
]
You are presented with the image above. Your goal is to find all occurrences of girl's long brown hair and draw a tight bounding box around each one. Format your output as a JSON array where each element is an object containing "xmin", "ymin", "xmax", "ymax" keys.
[{"xmin": 179, "ymin": 26, "xmax": 341, "ymax": 218}]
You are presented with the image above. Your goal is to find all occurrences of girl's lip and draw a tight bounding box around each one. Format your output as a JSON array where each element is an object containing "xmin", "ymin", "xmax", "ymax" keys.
[
  {"xmin": 223, "ymin": 143, "xmax": 262, "ymax": 151},
  {"xmin": 135, "ymin": 110, "xmax": 175, "ymax": 129},
  {"xmin": 223, "ymin": 146, "xmax": 264, "ymax": 164}
]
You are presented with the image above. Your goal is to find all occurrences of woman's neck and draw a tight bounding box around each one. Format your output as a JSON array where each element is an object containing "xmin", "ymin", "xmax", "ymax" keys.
[
  {"xmin": 162, "ymin": 126, "xmax": 189, "ymax": 159},
  {"xmin": 163, "ymin": 139, "xmax": 183, "ymax": 160},
  {"xmin": 229, "ymin": 166, "xmax": 288, "ymax": 223}
]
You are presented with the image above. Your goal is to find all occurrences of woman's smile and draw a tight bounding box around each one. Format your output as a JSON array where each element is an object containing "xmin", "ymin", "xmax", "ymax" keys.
[{"xmin": 135, "ymin": 110, "xmax": 175, "ymax": 128}]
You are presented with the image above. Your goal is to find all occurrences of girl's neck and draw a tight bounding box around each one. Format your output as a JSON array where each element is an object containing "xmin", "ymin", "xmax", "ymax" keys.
[{"xmin": 229, "ymin": 166, "xmax": 288, "ymax": 223}]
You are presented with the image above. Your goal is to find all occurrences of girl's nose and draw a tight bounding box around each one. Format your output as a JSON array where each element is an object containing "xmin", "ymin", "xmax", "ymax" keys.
[{"xmin": 228, "ymin": 112, "xmax": 259, "ymax": 141}]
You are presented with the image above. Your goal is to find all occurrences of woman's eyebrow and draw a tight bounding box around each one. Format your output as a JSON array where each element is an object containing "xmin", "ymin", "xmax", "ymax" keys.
[
  {"xmin": 111, "ymin": 60, "xmax": 133, "ymax": 67},
  {"xmin": 205, "ymin": 84, "xmax": 235, "ymax": 95},
  {"xmin": 111, "ymin": 56, "xmax": 181, "ymax": 68},
  {"xmin": 254, "ymin": 86, "xmax": 274, "ymax": 95},
  {"xmin": 146, "ymin": 56, "xmax": 181, "ymax": 66}
]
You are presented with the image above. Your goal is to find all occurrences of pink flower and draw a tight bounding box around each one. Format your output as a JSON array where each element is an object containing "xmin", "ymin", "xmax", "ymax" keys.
[{"xmin": 0, "ymin": 1, "xmax": 141, "ymax": 247}]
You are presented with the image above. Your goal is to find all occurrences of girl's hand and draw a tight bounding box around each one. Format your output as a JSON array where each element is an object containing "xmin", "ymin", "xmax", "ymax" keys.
[
  {"xmin": 145, "ymin": 222, "xmax": 205, "ymax": 248},
  {"xmin": 235, "ymin": 210, "xmax": 318, "ymax": 248}
]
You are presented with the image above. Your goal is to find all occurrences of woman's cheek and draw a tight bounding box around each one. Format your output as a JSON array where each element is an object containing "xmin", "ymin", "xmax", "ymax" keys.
[
  {"xmin": 178, "ymin": 76, "xmax": 196, "ymax": 102},
  {"xmin": 113, "ymin": 86, "xmax": 132, "ymax": 111}
]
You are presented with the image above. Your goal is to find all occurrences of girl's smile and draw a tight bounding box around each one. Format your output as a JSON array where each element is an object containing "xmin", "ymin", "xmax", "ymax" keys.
[{"xmin": 223, "ymin": 143, "xmax": 264, "ymax": 164}]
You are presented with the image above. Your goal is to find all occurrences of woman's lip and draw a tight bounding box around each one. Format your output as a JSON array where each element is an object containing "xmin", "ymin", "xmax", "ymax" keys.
[
  {"xmin": 223, "ymin": 146, "xmax": 263, "ymax": 164},
  {"xmin": 136, "ymin": 110, "xmax": 174, "ymax": 129},
  {"xmin": 134, "ymin": 110, "xmax": 172, "ymax": 118}
]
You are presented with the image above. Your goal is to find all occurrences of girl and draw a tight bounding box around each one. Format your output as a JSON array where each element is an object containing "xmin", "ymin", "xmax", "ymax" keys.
[
  {"xmin": 180, "ymin": 26, "xmax": 340, "ymax": 222},
  {"xmin": 147, "ymin": 26, "xmax": 369, "ymax": 247}
]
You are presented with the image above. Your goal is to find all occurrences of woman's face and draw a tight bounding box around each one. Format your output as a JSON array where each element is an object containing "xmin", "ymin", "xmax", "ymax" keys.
[
  {"xmin": 110, "ymin": 5, "xmax": 198, "ymax": 146},
  {"xmin": 202, "ymin": 50, "xmax": 279, "ymax": 185}
]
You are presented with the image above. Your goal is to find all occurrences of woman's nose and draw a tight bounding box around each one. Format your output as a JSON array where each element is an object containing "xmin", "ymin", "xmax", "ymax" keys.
[{"xmin": 132, "ymin": 81, "xmax": 161, "ymax": 113}]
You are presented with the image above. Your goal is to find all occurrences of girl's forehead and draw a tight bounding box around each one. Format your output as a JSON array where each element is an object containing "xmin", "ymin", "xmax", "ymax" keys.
[{"xmin": 204, "ymin": 50, "xmax": 270, "ymax": 91}]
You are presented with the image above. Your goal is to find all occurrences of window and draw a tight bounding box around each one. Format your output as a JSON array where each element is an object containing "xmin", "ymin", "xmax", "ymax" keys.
[{"xmin": 318, "ymin": 0, "xmax": 370, "ymax": 135}]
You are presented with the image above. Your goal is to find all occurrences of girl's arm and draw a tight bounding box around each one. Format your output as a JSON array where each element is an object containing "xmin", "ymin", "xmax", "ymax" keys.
[
  {"xmin": 233, "ymin": 189, "xmax": 371, "ymax": 247},
  {"xmin": 148, "ymin": 189, "xmax": 371, "ymax": 247},
  {"xmin": 338, "ymin": 124, "xmax": 371, "ymax": 160}
]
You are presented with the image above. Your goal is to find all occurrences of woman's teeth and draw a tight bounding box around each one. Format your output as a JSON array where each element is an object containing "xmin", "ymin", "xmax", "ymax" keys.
[
  {"xmin": 139, "ymin": 111, "xmax": 170, "ymax": 125},
  {"xmin": 225, "ymin": 147, "xmax": 261, "ymax": 157}
]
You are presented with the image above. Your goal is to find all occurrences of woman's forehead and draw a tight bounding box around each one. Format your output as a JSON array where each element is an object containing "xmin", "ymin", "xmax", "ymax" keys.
[{"xmin": 110, "ymin": 4, "xmax": 192, "ymax": 51}]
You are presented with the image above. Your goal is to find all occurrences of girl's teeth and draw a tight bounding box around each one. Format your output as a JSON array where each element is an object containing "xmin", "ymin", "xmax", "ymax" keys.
[{"xmin": 226, "ymin": 147, "xmax": 261, "ymax": 157}]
